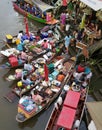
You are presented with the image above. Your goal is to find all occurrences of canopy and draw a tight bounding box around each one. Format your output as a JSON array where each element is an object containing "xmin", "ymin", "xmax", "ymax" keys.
[
  {"xmin": 80, "ymin": 0, "xmax": 102, "ymax": 11},
  {"xmin": 86, "ymin": 101, "xmax": 102, "ymax": 130},
  {"xmin": 24, "ymin": 0, "xmax": 33, "ymax": 5},
  {"xmin": 32, "ymin": 0, "xmax": 55, "ymax": 12}
]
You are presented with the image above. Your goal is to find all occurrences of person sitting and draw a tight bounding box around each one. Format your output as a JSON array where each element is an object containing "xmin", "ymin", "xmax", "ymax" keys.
[
  {"xmin": 24, "ymin": 62, "xmax": 34, "ymax": 72},
  {"xmin": 21, "ymin": 74, "xmax": 34, "ymax": 86},
  {"xmin": 31, "ymin": 90, "xmax": 44, "ymax": 105},
  {"xmin": 20, "ymin": 51, "xmax": 28, "ymax": 61},
  {"xmin": 76, "ymin": 63, "xmax": 85, "ymax": 73},
  {"xmin": 77, "ymin": 28, "xmax": 85, "ymax": 42},
  {"xmin": 41, "ymin": 39, "xmax": 49, "ymax": 49}
]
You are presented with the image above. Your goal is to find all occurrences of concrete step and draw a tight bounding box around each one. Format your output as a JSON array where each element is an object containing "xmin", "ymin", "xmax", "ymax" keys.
[{"xmin": 92, "ymin": 90, "xmax": 102, "ymax": 101}]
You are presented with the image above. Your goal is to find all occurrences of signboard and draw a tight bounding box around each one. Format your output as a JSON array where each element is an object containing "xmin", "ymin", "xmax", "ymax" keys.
[
  {"xmin": 76, "ymin": 42, "xmax": 89, "ymax": 59},
  {"xmin": 76, "ymin": 42, "xmax": 87, "ymax": 50},
  {"xmin": 80, "ymin": 0, "xmax": 102, "ymax": 11}
]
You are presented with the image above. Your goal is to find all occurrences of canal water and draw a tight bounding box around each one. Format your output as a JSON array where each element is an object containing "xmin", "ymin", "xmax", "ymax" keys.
[{"xmin": 0, "ymin": 0, "xmax": 53, "ymax": 130}]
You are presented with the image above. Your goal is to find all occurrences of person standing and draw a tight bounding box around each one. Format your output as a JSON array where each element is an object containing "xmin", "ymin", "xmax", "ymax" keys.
[
  {"xmin": 60, "ymin": 11, "xmax": 66, "ymax": 31},
  {"xmin": 64, "ymin": 32, "xmax": 72, "ymax": 54}
]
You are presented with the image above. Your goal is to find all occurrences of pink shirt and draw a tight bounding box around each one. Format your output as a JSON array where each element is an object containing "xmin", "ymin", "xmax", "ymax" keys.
[
  {"xmin": 60, "ymin": 13, "xmax": 66, "ymax": 25},
  {"xmin": 42, "ymin": 41, "xmax": 48, "ymax": 49}
]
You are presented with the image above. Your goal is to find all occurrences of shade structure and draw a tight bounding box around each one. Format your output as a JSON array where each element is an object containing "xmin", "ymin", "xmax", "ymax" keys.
[
  {"xmin": 44, "ymin": 64, "xmax": 49, "ymax": 81},
  {"xmin": 32, "ymin": 0, "xmax": 55, "ymax": 13},
  {"xmin": 80, "ymin": 0, "xmax": 102, "ymax": 11},
  {"xmin": 56, "ymin": 106, "xmax": 76, "ymax": 130},
  {"xmin": 63, "ymin": 90, "xmax": 80, "ymax": 109}
]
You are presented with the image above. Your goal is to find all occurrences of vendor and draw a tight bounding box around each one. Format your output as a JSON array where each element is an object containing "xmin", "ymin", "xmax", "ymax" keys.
[{"xmin": 31, "ymin": 90, "xmax": 44, "ymax": 105}]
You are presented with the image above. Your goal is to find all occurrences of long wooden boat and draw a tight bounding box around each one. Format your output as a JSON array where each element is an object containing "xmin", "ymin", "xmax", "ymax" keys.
[
  {"xmin": 12, "ymin": 1, "xmax": 59, "ymax": 25},
  {"xmin": 45, "ymin": 64, "xmax": 91, "ymax": 130},
  {"xmin": 15, "ymin": 56, "xmax": 76, "ymax": 123}
]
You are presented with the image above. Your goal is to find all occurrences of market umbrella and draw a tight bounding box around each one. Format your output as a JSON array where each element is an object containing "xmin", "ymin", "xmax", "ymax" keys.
[
  {"xmin": 79, "ymin": 13, "xmax": 86, "ymax": 29},
  {"xmin": 44, "ymin": 64, "xmax": 49, "ymax": 81},
  {"xmin": 24, "ymin": 17, "xmax": 29, "ymax": 36},
  {"xmin": 80, "ymin": 0, "xmax": 102, "ymax": 11}
]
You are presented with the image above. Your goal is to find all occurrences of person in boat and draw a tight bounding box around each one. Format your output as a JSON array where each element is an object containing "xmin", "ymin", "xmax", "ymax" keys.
[
  {"xmin": 31, "ymin": 89, "xmax": 44, "ymax": 105},
  {"xmin": 21, "ymin": 73, "xmax": 34, "ymax": 86},
  {"xmin": 20, "ymin": 51, "xmax": 28, "ymax": 61},
  {"xmin": 17, "ymin": 41, "xmax": 25, "ymax": 52},
  {"xmin": 76, "ymin": 28, "xmax": 85, "ymax": 42},
  {"xmin": 24, "ymin": 62, "xmax": 34, "ymax": 72},
  {"xmin": 84, "ymin": 66, "xmax": 92, "ymax": 83},
  {"xmin": 41, "ymin": 39, "xmax": 50, "ymax": 50},
  {"xmin": 17, "ymin": 30, "xmax": 24, "ymax": 40}
]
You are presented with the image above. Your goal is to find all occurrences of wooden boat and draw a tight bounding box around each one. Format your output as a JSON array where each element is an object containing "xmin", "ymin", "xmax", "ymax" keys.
[
  {"xmin": 15, "ymin": 56, "xmax": 76, "ymax": 123},
  {"xmin": 12, "ymin": 0, "xmax": 59, "ymax": 25},
  {"xmin": 45, "ymin": 65, "xmax": 91, "ymax": 130}
]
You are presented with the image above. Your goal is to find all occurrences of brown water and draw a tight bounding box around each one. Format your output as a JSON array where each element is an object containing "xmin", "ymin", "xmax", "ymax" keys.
[{"xmin": 0, "ymin": 0, "xmax": 53, "ymax": 130}]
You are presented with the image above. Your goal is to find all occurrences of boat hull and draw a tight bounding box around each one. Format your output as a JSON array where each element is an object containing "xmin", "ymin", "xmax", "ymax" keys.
[{"xmin": 12, "ymin": 2, "xmax": 59, "ymax": 25}]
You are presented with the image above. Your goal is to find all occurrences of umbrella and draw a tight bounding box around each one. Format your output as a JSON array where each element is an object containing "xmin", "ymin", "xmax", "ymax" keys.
[
  {"xmin": 79, "ymin": 13, "xmax": 86, "ymax": 29},
  {"xmin": 24, "ymin": 17, "xmax": 29, "ymax": 36},
  {"xmin": 44, "ymin": 64, "xmax": 49, "ymax": 81}
]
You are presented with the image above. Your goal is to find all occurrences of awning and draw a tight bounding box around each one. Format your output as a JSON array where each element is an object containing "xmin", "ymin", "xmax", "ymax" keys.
[
  {"xmin": 24, "ymin": 0, "xmax": 33, "ymax": 5},
  {"xmin": 86, "ymin": 101, "xmax": 102, "ymax": 130},
  {"xmin": 32, "ymin": 0, "xmax": 55, "ymax": 12},
  {"xmin": 80, "ymin": 0, "xmax": 102, "ymax": 11}
]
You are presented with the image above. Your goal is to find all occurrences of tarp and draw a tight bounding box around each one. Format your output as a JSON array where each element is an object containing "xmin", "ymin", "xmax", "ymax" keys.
[
  {"xmin": 63, "ymin": 90, "xmax": 80, "ymax": 109},
  {"xmin": 56, "ymin": 106, "xmax": 76, "ymax": 129},
  {"xmin": 32, "ymin": 0, "xmax": 55, "ymax": 12},
  {"xmin": 86, "ymin": 101, "xmax": 102, "ymax": 130},
  {"xmin": 80, "ymin": 0, "xmax": 102, "ymax": 11}
]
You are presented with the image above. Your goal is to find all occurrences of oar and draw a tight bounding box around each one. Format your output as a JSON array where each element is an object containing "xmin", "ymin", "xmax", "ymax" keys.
[{"xmin": 3, "ymin": 40, "xmax": 11, "ymax": 49}]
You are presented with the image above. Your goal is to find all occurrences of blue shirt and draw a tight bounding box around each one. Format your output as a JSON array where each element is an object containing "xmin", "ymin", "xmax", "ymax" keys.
[{"xmin": 64, "ymin": 35, "xmax": 72, "ymax": 47}]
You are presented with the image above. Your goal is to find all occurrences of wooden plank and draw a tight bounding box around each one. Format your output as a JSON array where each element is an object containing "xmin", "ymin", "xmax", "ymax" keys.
[{"xmin": 3, "ymin": 40, "xmax": 11, "ymax": 49}]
